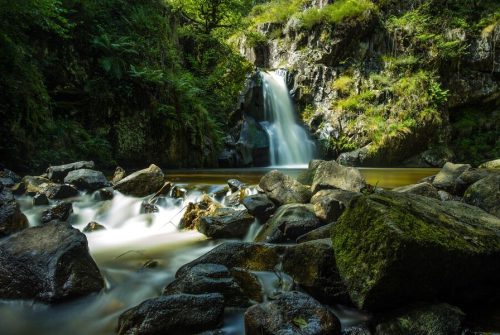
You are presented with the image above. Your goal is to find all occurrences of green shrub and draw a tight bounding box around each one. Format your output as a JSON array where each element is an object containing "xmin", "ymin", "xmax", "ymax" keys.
[{"xmin": 298, "ymin": 0, "xmax": 377, "ymax": 29}]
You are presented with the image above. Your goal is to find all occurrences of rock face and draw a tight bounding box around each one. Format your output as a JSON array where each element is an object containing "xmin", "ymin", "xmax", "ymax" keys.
[
  {"xmin": 47, "ymin": 161, "xmax": 95, "ymax": 182},
  {"xmin": 392, "ymin": 182, "xmax": 440, "ymax": 200},
  {"xmin": 113, "ymin": 164, "xmax": 164, "ymax": 197},
  {"xmin": 311, "ymin": 189, "xmax": 358, "ymax": 223},
  {"xmin": 332, "ymin": 190, "xmax": 500, "ymax": 310},
  {"xmin": 41, "ymin": 202, "xmax": 73, "ymax": 224},
  {"xmin": 244, "ymin": 291, "xmax": 341, "ymax": 335},
  {"xmin": 375, "ymin": 303, "xmax": 465, "ymax": 335},
  {"xmin": 311, "ymin": 161, "xmax": 366, "ymax": 194},
  {"xmin": 198, "ymin": 208, "xmax": 254, "ymax": 239},
  {"xmin": 463, "ymin": 175, "xmax": 500, "ymax": 217},
  {"xmin": 242, "ymin": 194, "xmax": 276, "ymax": 221},
  {"xmin": 259, "ymin": 170, "xmax": 311, "ymax": 205},
  {"xmin": 432, "ymin": 162, "xmax": 471, "ymax": 192},
  {"xmin": 64, "ymin": 169, "xmax": 111, "ymax": 191},
  {"xmin": 117, "ymin": 293, "xmax": 224, "ymax": 335},
  {"xmin": 0, "ymin": 188, "xmax": 29, "ymax": 237},
  {"xmin": 0, "ymin": 221, "xmax": 104, "ymax": 302},
  {"xmin": 255, "ymin": 204, "xmax": 321, "ymax": 243},
  {"xmin": 164, "ymin": 263, "xmax": 259, "ymax": 307}
]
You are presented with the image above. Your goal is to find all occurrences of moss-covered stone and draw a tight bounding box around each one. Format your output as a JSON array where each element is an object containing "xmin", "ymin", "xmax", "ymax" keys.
[
  {"xmin": 463, "ymin": 175, "xmax": 500, "ymax": 218},
  {"xmin": 331, "ymin": 190, "xmax": 500, "ymax": 311}
]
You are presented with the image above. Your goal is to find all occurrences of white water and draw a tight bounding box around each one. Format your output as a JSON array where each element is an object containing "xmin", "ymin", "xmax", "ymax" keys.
[{"xmin": 261, "ymin": 70, "xmax": 316, "ymax": 166}]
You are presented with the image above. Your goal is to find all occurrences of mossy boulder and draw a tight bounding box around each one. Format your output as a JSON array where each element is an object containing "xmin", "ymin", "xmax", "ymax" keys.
[
  {"xmin": 463, "ymin": 175, "xmax": 500, "ymax": 217},
  {"xmin": 432, "ymin": 162, "xmax": 471, "ymax": 192},
  {"xmin": 311, "ymin": 189, "xmax": 359, "ymax": 223},
  {"xmin": 332, "ymin": 190, "xmax": 500, "ymax": 311},
  {"xmin": 179, "ymin": 195, "xmax": 220, "ymax": 230}
]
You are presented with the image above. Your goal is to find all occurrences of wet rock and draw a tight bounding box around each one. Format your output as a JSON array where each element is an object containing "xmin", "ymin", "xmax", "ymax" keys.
[
  {"xmin": 297, "ymin": 160, "xmax": 325, "ymax": 185},
  {"xmin": 438, "ymin": 190, "xmax": 458, "ymax": 201},
  {"xmin": 463, "ymin": 175, "xmax": 500, "ymax": 217},
  {"xmin": 283, "ymin": 239, "xmax": 349, "ymax": 304},
  {"xmin": 342, "ymin": 325, "xmax": 372, "ymax": 335},
  {"xmin": 41, "ymin": 201, "xmax": 73, "ymax": 224},
  {"xmin": 198, "ymin": 208, "xmax": 254, "ymax": 239},
  {"xmin": 176, "ymin": 241, "xmax": 283, "ymax": 278},
  {"xmin": 432, "ymin": 162, "xmax": 471, "ymax": 192},
  {"xmin": 242, "ymin": 194, "xmax": 276, "ymax": 221},
  {"xmin": 171, "ymin": 185, "xmax": 187, "ymax": 199},
  {"xmin": 83, "ymin": 221, "xmax": 106, "ymax": 233},
  {"xmin": 113, "ymin": 164, "xmax": 164, "ymax": 197},
  {"xmin": 64, "ymin": 169, "xmax": 111, "ymax": 191},
  {"xmin": 180, "ymin": 195, "xmax": 220, "ymax": 230},
  {"xmin": 297, "ymin": 222, "xmax": 335, "ymax": 243},
  {"xmin": 94, "ymin": 187, "xmax": 114, "ymax": 201},
  {"xmin": 211, "ymin": 186, "xmax": 230, "ymax": 201},
  {"xmin": 15, "ymin": 176, "xmax": 52, "ymax": 195},
  {"xmin": 245, "ymin": 291, "xmax": 341, "ymax": 335},
  {"xmin": 227, "ymin": 179, "xmax": 245, "ymax": 192},
  {"xmin": 0, "ymin": 221, "xmax": 104, "ymax": 302},
  {"xmin": 374, "ymin": 303, "xmax": 465, "ymax": 335},
  {"xmin": 255, "ymin": 204, "xmax": 322, "ymax": 243},
  {"xmin": 332, "ymin": 190, "xmax": 500, "ymax": 311},
  {"xmin": 0, "ymin": 189, "xmax": 29, "ymax": 237},
  {"xmin": 311, "ymin": 160, "xmax": 366, "ymax": 194},
  {"xmin": 47, "ymin": 161, "xmax": 95, "ymax": 182},
  {"xmin": 454, "ymin": 169, "xmax": 498, "ymax": 195},
  {"xmin": 164, "ymin": 263, "xmax": 257, "ymax": 307},
  {"xmin": 311, "ymin": 189, "xmax": 358, "ymax": 223},
  {"xmin": 44, "ymin": 183, "xmax": 79, "ymax": 199},
  {"xmin": 393, "ymin": 182, "xmax": 440, "ymax": 199},
  {"xmin": 230, "ymin": 267, "xmax": 263, "ymax": 303},
  {"xmin": 117, "ymin": 293, "xmax": 224, "ymax": 335},
  {"xmin": 224, "ymin": 190, "xmax": 244, "ymax": 207},
  {"xmin": 337, "ymin": 146, "xmax": 372, "ymax": 167},
  {"xmin": 259, "ymin": 170, "xmax": 311, "ymax": 205},
  {"xmin": 0, "ymin": 168, "xmax": 21, "ymax": 187},
  {"xmin": 479, "ymin": 159, "xmax": 500, "ymax": 169},
  {"xmin": 140, "ymin": 202, "xmax": 159, "ymax": 214},
  {"xmin": 33, "ymin": 193, "xmax": 49, "ymax": 206},
  {"xmin": 112, "ymin": 166, "xmax": 126, "ymax": 184}
]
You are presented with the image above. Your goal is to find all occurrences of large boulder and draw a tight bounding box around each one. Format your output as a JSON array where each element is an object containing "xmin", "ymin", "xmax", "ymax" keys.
[
  {"xmin": 41, "ymin": 202, "xmax": 73, "ymax": 224},
  {"xmin": 180, "ymin": 195, "xmax": 220, "ymax": 230},
  {"xmin": 242, "ymin": 194, "xmax": 276, "ymax": 221},
  {"xmin": 113, "ymin": 164, "xmax": 164, "ymax": 197},
  {"xmin": 259, "ymin": 170, "xmax": 311, "ymax": 205},
  {"xmin": 164, "ymin": 263, "xmax": 259, "ymax": 307},
  {"xmin": 374, "ymin": 303, "xmax": 465, "ymax": 335},
  {"xmin": 332, "ymin": 190, "xmax": 500, "ymax": 310},
  {"xmin": 297, "ymin": 160, "xmax": 325, "ymax": 185},
  {"xmin": 311, "ymin": 160, "xmax": 366, "ymax": 194},
  {"xmin": 463, "ymin": 175, "xmax": 500, "ymax": 217},
  {"xmin": 479, "ymin": 159, "xmax": 500, "ymax": 169},
  {"xmin": 392, "ymin": 182, "xmax": 440, "ymax": 200},
  {"xmin": 198, "ymin": 208, "xmax": 254, "ymax": 239},
  {"xmin": 0, "ymin": 188, "xmax": 29, "ymax": 237},
  {"xmin": 255, "ymin": 204, "xmax": 322, "ymax": 243},
  {"xmin": 44, "ymin": 183, "xmax": 79, "ymax": 199},
  {"xmin": 47, "ymin": 161, "xmax": 95, "ymax": 182},
  {"xmin": 244, "ymin": 291, "xmax": 341, "ymax": 335},
  {"xmin": 117, "ymin": 293, "xmax": 224, "ymax": 335},
  {"xmin": 454, "ymin": 169, "xmax": 498, "ymax": 195},
  {"xmin": 0, "ymin": 221, "xmax": 104, "ymax": 302},
  {"xmin": 64, "ymin": 169, "xmax": 110, "ymax": 191},
  {"xmin": 311, "ymin": 189, "xmax": 358, "ymax": 223},
  {"xmin": 13, "ymin": 176, "xmax": 51, "ymax": 195},
  {"xmin": 432, "ymin": 162, "xmax": 471, "ymax": 192}
]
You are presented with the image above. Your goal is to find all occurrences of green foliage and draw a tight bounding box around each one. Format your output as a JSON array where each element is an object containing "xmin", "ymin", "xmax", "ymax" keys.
[
  {"xmin": 332, "ymin": 75, "xmax": 354, "ymax": 95},
  {"xmin": 298, "ymin": 0, "xmax": 377, "ymax": 29},
  {"xmin": 249, "ymin": 0, "xmax": 307, "ymax": 25}
]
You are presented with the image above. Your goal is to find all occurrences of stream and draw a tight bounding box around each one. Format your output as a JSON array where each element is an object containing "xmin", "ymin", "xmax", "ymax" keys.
[{"xmin": 1, "ymin": 167, "xmax": 441, "ymax": 335}]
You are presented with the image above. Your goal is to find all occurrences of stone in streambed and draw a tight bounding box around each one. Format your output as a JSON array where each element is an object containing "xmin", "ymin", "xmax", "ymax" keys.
[
  {"xmin": 479, "ymin": 159, "xmax": 500, "ymax": 169},
  {"xmin": 242, "ymin": 194, "xmax": 276, "ymax": 221},
  {"xmin": 14, "ymin": 175, "xmax": 51, "ymax": 195},
  {"xmin": 311, "ymin": 189, "xmax": 359, "ymax": 223},
  {"xmin": 47, "ymin": 161, "xmax": 95, "ymax": 182},
  {"xmin": 332, "ymin": 190, "xmax": 500, "ymax": 311},
  {"xmin": 227, "ymin": 179, "xmax": 245, "ymax": 192},
  {"xmin": 44, "ymin": 183, "xmax": 79, "ymax": 199},
  {"xmin": 463, "ymin": 175, "xmax": 500, "ymax": 217},
  {"xmin": 432, "ymin": 162, "xmax": 471, "ymax": 192},
  {"xmin": 113, "ymin": 164, "xmax": 164, "ymax": 197},
  {"xmin": 259, "ymin": 170, "xmax": 311, "ymax": 205},
  {"xmin": 311, "ymin": 160, "xmax": 366, "ymax": 194},
  {"xmin": 117, "ymin": 293, "xmax": 224, "ymax": 335},
  {"xmin": 33, "ymin": 193, "xmax": 49, "ymax": 206},
  {"xmin": 454, "ymin": 168, "xmax": 498, "ymax": 195},
  {"xmin": 244, "ymin": 291, "xmax": 341, "ymax": 335},
  {"xmin": 0, "ymin": 221, "xmax": 104, "ymax": 302},
  {"xmin": 180, "ymin": 195, "xmax": 220, "ymax": 230},
  {"xmin": 392, "ymin": 182, "xmax": 440, "ymax": 200},
  {"xmin": 64, "ymin": 169, "xmax": 111, "ymax": 191},
  {"xmin": 83, "ymin": 221, "xmax": 106, "ymax": 233},
  {"xmin": 112, "ymin": 166, "xmax": 126, "ymax": 184},
  {"xmin": 198, "ymin": 208, "xmax": 254, "ymax": 239},
  {"xmin": 0, "ymin": 188, "xmax": 29, "ymax": 237},
  {"xmin": 41, "ymin": 201, "xmax": 73, "ymax": 224},
  {"xmin": 297, "ymin": 222, "xmax": 336, "ymax": 243}
]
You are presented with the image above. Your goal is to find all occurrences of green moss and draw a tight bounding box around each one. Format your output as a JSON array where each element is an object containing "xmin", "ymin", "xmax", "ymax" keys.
[{"xmin": 298, "ymin": 0, "xmax": 377, "ymax": 29}]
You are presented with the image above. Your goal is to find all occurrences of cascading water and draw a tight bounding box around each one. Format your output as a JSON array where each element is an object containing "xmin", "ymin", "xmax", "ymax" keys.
[{"xmin": 260, "ymin": 70, "xmax": 316, "ymax": 166}]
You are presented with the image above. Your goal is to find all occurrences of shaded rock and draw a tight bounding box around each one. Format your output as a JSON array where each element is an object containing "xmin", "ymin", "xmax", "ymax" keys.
[
  {"xmin": 342, "ymin": 325, "xmax": 372, "ymax": 335},
  {"xmin": 164, "ymin": 263, "xmax": 257, "ymax": 307},
  {"xmin": 438, "ymin": 190, "xmax": 458, "ymax": 201},
  {"xmin": 255, "ymin": 204, "xmax": 321, "ymax": 243},
  {"xmin": 245, "ymin": 291, "xmax": 341, "ymax": 335},
  {"xmin": 297, "ymin": 160, "xmax": 325, "ymax": 185},
  {"xmin": 113, "ymin": 164, "xmax": 164, "ymax": 197},
  {"xmin": 311, "ymin": 160, "xmax": 366, "ymax": 194},
  {"xmin": 0, "ymin": 189, "xmax": 29, "ymax": 237},
  {"xmin": 211, "ymin": 186, "xmax": 230, "ymax": 201},
  {"xmin": 230, "ymin": 267, "xmax": 263, "ymax": 303},
  {"xmin": 83, "ymin": 221, "xmax": 106, "ymax": 233},
  {"xmin": 224, "ymin": 190, "xmax": 244, "ymax": 207},
  {"xmin": 0, "ymin": 168, "xmax": 21, "ymax": 187},
  {"xmin": 337, "ymin": 146, "xmax": 372, "ymax": 167},
  {"xmin": 93, "ymin": 187, "xmax": 114, "ymax": 201},
  {"xmin": 454, "ymin": 169, "xmax": 498, "ymax": 195},
  {"xmin": 432, "ymin": 162, "xmax": 471, "ymax": 192},
  {"xmin": 479, "ymin": 159, "xmax": 500, "ymax": 169},
  {"xmin": 44, "ymin": 183, "xmax": 79, "ymax": 199},
  {"xmin": 171, "ymin": 185, "xmax": 187, "ymax": 199},
  {"xmin": 259, "ymin": 170, "xmax": 311, "ymax": 205},
  {"xmin": 375, "ymin": 303, "xmax": 465, "ymax": 335},
  {"xmin": 283, "ymin": 239, "xmax": 349, "ymax": 304},
  {"xmin": 227, "ymin": 179, "xmax": 245, "ymax": 192},
  {"xmin": 180, "ymin": 195, "xmax": 220, "ymax": 230},
  {"xmin": 0, "ymin": 221, "xmax": 104, "ymax": 302},
  {"xmin": 242, "ymin": 194, "xmax": 276, "ymax": 221},
  {"xmin": 297, "ymin": 222, "xmax": 335, "ymax": 243},
  {"xmin": 463, "ymin": 175, "xmax": 500, "ymax": 217},
  {"xmin": 332, "ymin": 190, "xmax": 500, "ymax": 311},
  {"xmin": 41, "ymin": 202, "xmax": 73, "ymax": 224},
  {"xmin": 47, "ymin": 161, "xmax": 95, "ymax": 182},
  {"xmin": 393, "ymin": 182, "xmax": 440, "ymax": 200},
  {"xmin": 176, "ymin": 241, "xmax": 283, "ymax": 278},
  {"xmin": 140, "ymin": 202, "xmax": 159, "ymax": 214},
  {"xmin": 33, "ymin": 193, "xmax": 49, "ymax": 206},
  {"xmin": 311, "ymin": 189, "xmax": 358, "ymax": 223},
  {"xmin": 117, "ymin": 293, "xmax": 224, "ymax": 335},
  {"xmin": 64, "ymin": 169, "xmax": 110, "ymax": 191},
  {"xmin": 198, "ymin": 208, "xmax": 254, "ymax": 239},
  {"xmin": 112, "ymin": 166, "xmax": 126, "ymax": 184}
]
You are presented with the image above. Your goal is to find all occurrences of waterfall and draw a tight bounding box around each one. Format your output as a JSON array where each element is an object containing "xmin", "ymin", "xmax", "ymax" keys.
[{"xmin": 260, "ymin": 70, "xmax": 316, "ymax": 166}]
